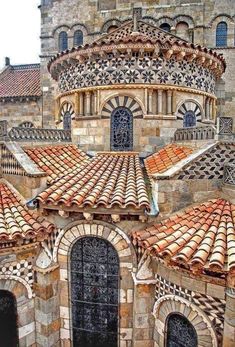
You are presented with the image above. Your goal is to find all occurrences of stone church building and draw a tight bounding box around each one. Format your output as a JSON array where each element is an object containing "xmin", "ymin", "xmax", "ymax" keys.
[{"xmin": 0, "ymin": 1, "xmax": 234, "ymax": 347}]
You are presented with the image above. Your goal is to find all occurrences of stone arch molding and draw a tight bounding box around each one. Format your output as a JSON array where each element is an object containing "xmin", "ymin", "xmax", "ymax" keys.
[
  {"xmin": 153, "ymin": 295, "xmax": 218, "ymax": 347},
  {"xmin": 59, "ymin": 101, "xmax": 75, "ymax": 122},
  {"xmin": 101, "ymin": 94, "xmax": 145, "ymax": 118},
  {"xmin": 53, "ymin": 220, "xmax": 137, "ymax": 267},
  {"xmin": 0, "ymin": 276, "xmax": 33, "ymax": 299},
  {"xmin": 176, "ymin": 99, "xmax": 203, "ymax": 123}
]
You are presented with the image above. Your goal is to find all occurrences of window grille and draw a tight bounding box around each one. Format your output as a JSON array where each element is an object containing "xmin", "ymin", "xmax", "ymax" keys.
[
  {"xmin": 71, "ymin": 237, "xmax": 119, "ymax": 347},
  {"xmin": 59, "ymin": 31, "xmax": 68, "ymax": 51},
  {"xmin": 166, "ymin": 313, "xmax": 198, "ymax": 347},
  {"xmin": 183, "ymin": 111, "xmax": 196, "ymax": 128},
  {"xmin": 74, "ymin": 30, "xmax": 83, "ymax": 46},
  {"xmin": 160, "ymin": 23, "xmax": 171, "ymax": 32},
  {"xmin": 110, "ymin": 107, "xmax": 133, "ymax": 151},
  {"xmin": 216, "ymin": 22, "xmax": 227, "ymax": 47}
]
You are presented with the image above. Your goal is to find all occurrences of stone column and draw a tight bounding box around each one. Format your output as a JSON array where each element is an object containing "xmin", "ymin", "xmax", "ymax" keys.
[
  {"xmin": 144, "ymin": 88, "xmax": 148, "ymax": 115},
  {"xmin": 79, "ymin": 92, "xmax": 84, "ymax": 117},
  {"xmin": 148, "ymin": 89, "xmax": 153, "ymax": 114},
  {"xmin": 85, "ymin": 91, "xmax": 91, "ymax": 116},
  {"xmin": 35, "ymin": 264, "xmax": 60, "ymax": 347},
  {"xmin": 55, "ymin": 98, "xmax": 60, "ymax": 123},
  {"xmin": 172, "ymin": 90, "xmax": 176, "ymax": 115},
  {"xmin": 93, "ymin": 90, "xmax": 97, "ymax": 115},
  {"xmin": 74, "ymin": 92, "xmax": 79, "ymax": 119},
  {"xmin": 209, "ymin": 99, "xmax": 213, "ymax": 120},
  {"xmin": 167, "ymin": 90, "xmax": 172, "ymax": 115},
  {"xmin": 205, "ymin": 98, "xmax": 210, "ymax": 120},
  {"xmin": 223, "ymin": 287, "xmax": 235, "ymax": 347},
  {"xmin": 157, "ymin": 90, "xmax": 163, "ymax": 115}
]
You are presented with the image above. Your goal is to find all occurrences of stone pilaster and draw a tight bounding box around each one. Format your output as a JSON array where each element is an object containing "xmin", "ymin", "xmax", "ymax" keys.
[
  {"xmin": 34, "ymin": 265, "xmax": 60, "ymax": 347},
  {"xmin": 157, "ymin": 90, "xmax": 163, "ymax": 116}
]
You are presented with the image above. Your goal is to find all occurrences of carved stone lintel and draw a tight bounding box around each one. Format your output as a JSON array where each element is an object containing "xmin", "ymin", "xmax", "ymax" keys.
[{"xmin": 111, "ymin": 214, "xmax": 121, "ymax": 223}]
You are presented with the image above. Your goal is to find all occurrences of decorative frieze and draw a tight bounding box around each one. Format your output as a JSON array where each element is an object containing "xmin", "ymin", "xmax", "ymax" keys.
[{"xmin": 174, "ymin": 125, "xmax": 216, "ymax": 141}]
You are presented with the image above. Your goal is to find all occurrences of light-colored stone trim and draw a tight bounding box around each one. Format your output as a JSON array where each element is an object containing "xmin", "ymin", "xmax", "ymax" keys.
[
  {"xmin": 0, "ymin": 274, "xmax": 33, "ymax": 299},
  {"xmin": 153, "ymin": 294, "xmax": 218, "ymax": 347}
]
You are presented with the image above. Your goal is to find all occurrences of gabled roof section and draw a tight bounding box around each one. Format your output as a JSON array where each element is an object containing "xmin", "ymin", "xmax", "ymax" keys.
[
  {"xmin": 37, "ymin": 152, "xmax": 150, "ymax": 212},
  {"xmin": 132, "ymin": 199, "xmax": 235, "ymax": 276},
  {"xmin": 145, "ymin": 144, "xmax": 194, "ymax": 176},
  {"xmin": 0, "ymin": 180, "xmax": 54, "ymax": 245},
  {"xmin": 0, "ymin": 64, "xmax": 41, "ymax": 100},
  {"xmin": 24, "ymin": 144, "xmax": 89, "ymax": 185}
]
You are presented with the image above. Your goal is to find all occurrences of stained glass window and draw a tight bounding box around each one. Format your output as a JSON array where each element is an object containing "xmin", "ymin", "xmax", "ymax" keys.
[
  {"xmin": 166, "ymin": 313, "xmax": 198, "ymax": 347},
  {"xmin": 111, "ymin": 107, "xmax": 133, "ymax": 151},
  {"xmin": 183, "ymin": 111, "xmax": 196, "ymax": 128},
  {"xmin": 74, "ymin": 30, "xmax": 83, "ymax": 46},
  {"xmin": 160, "ymin": 23, "xmax": 171, "ymax": 32},
  {"xmin": 216, "ymin": 22, "xmax": 227, "ymax": 47},
  {"xmin": 59, "ymin": 31, "xmax": 68, "ymax": 51},
  {"xmin": 63, "ymin": 111, "xmax": 71, "ymax": 130},
  {"xmin": 0, "ymin": 290, "xmax": 18, "ymax": 347},
  {"xmin": 71, "ymin": 237, "xmax": 119, "ymax": 347}
]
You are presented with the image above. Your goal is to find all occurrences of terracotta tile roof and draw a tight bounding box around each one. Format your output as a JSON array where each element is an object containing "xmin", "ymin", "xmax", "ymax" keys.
[
  {"xmin": 0, "ymin": 64, "xmax": 41, "ymax": 99},
  {"xmin": 37, "ymin": 152, "xmax": 150, "ymax": 211},
  {"xmin": 0, "ymin": 181, "xmax": 54, "ymax": 244},
  {"xmin": 145, "ymin": 144, "xmax": 193, "ymax": 175},
  {"xmin": 132, "ymin": 199, "xmax": 235, "ymax": 275},
  {"xmin": 24, "ymin": 144, "xmax": 89, "ymax": 184}
]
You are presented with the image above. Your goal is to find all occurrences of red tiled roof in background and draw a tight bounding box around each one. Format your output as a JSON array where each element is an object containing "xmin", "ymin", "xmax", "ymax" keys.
[
  {"xmin": 132, "ymin": 199, "xmax": 235, "ymax": 275},
  {"xmin": 37, "ymin": 152, "xmax": 150, "ymax": 211},
  {"xmin": 0, "ymin": 181, "xmax": 54, "ymax": 243},
  {"xmin": 24, "ymin": 144, "xmax": 89, "ymax": 184},
  {"xmin": 145, "ymin": 144, "xmax": 194, "ymax": 175},
  {"xmin": 0, "ymin": 64, "xmax": 41, "ymax": 99}
]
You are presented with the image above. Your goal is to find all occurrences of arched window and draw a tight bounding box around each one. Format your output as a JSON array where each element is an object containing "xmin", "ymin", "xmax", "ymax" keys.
[
  {"xmin": 176, "ymin": 21, "xmax": 190, "ymax": 41},
  {"xmin": 166, "ymin": 313, "xmax": 198, "ymax": 347},
  {"xmin": 74, "ymin": 30, "xmax": 83, "ymax": 46},
  {"xmin": 0, "ymin": 290, "xmax": 19, "ymax": 347},
  {"xmin": 160, "ymin": 23, "xmax": 171, "ymax": 32},
  {"xmin": 71, "ymin": 237, "xmax": 119, "ymax": 347},
  {"xmin": 59, "ymin": 31, "xmax": 68, "ymax": 51},
  {"xmin": 216, "ymin": 22, "xmax": 227, "ymax": 47},
  {"xmin": 107, "ymin": 25, "xmax": 118, "ymax": 33},
  {"xmin": 111, "ymin": 107, "xmax": 133, "ymax": 151},
  {"xmin": 183, "ymin": 111, "xmax": 197, "ymax": 128}
]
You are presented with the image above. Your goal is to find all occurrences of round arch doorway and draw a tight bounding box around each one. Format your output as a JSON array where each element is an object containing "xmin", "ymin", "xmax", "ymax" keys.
[
  {"xmin": 0, "ymin": 290, "xmax": 19, "ymax": 347},
  {"xmin": 110, "ymin": 106, "xmax": 133, "ymax": 151},
  {"xmin": 70, "ymin": 237, "xmax": 119, "ymax": 347}
]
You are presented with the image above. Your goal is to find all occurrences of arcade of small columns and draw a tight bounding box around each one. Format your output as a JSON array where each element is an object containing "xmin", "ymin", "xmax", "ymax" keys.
[{"xmin": 56, "ymin": 86, "xmax": 216, "ymax": 120}]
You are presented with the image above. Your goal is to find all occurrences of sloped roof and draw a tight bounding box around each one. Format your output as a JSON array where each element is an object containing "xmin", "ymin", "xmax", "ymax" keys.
[
  {"xmin": 37, "ymin": 152, "xmax": 150, "ymax": 212},
  {"xmin": 0, "ymin": 181, "xmax": 54, "ymax": 244},
  {"xmin": 24, "ymin": 144, "xmax": 89, "ymax": 184},
  {"xmin": 132, "ymin": 199, "xmax": 235, "ymax": 275},
  {"xmin": 145, "ymin": 144, "xmax": 194, "ymax": 175},
  {"xmin": 0, "ymin": 64, "xmax": 41, "ymax": 99}
]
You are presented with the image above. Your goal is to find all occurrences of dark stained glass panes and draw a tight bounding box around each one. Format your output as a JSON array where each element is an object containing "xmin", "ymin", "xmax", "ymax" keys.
[
  {"xmin": 183, "ymin": 111, "xmax": 196, "ymax": 128},
  {"xmin": 59, "ymin": 31, "xmax": 68, "ymax": 51},
  {"xmin": 216, "ymin": 22, "xmax": 227, "ymax": 47},
  {"xmin": 63, "ymin": 111, "xmax": 71, "ymax": 130},
  {"xmin": 166, "ymin": 313, "xmax": 198, "ymax": 347},
  {"xmin": 74, "ymin": 30, "xmax": 84, "ymax": 46},
  {"xmin": 71, "ymin": 237, "xmax": 119, "ymax": 347},
  {"xmin": 111, "ymin": 107, "xmax": 133, "ymax": 151},
  {"xmin": 0, "ymin": 290, "xmax": 19, "ymax": 347},
  {"xmin": 160, "ymin": 23, "xmax": 171, "ymax": 32}
]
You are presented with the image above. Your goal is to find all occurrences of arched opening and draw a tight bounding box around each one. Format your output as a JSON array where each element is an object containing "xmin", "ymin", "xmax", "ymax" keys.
[
  {"xmin": 216, "ymin": 22, "xmax": 227, "ymax": 47},
  {"xmin": 110, "ymin": 107, "xmax": 133, "ymax": 151},
  {"xmin": 0, "ymin": 290, "xmax": 19, "ymax": 347},
  {"xmin": 166, "ymin": 313, "xmax": 198, "ymax": 347},
  {"xmin": 160, "ymin": 23, "xmax": 171, "ymax": 32},
  {"xmin": 71, "ymin": 237, "xmax": 119, "ymax": 347},
  {"xmin": 107, "ymin": 25, "xmax": 118, "ymax": 33},
  {"xmin": 59, "ymin": 31, "xmax": 68, "ymax": 51},
  {"xmin": 74, "ymin": 30, "xmax": 83, "ymax": 46},
  {"xmin": 63, "ymin": 111, "xmax": 72, "ymax": 130},
  {"xmin": 176, "ymin": 21, "xmax": 190, "ymax": 41},
  {"xmin": 183, "ymin": 110, "xmax": 196, "ymax": 127}
]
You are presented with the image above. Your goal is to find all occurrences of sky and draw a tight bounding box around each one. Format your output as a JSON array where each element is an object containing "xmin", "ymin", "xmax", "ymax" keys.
[{"xmin": 0, "ymin": 0, "xmax": 40, "ymax": 67}]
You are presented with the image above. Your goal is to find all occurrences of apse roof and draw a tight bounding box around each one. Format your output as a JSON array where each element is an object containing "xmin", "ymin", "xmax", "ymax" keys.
[
  {"xmin": 0, "ymin": 64, "xmax": 41, "ymax": 100},
  {"xmin": 24, "ymin": 144, "xmax": 89, "ymax": 184},
  {"xmin": 0, "ymin": 180, "xmax": 54, "ymax": 245},
  {"xmin": 37, "ymin": 152, "xmax": 150, "ymax": 212},
  {"xmin": 132, "ymin": 199, "xmax": 235, "ymax": 275}
]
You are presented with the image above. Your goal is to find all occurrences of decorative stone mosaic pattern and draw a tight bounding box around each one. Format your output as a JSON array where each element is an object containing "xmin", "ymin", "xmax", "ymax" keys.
[
  {"xmin": 58, "ymin": 54, "xmax": 215, "ymax": 94},
  {"xmin": 174, "ymin": 143, "xmax": 235, "ymax": 180},
  {"xmin": 155, "ymin": 274, "xmax": 225, "ymax": 335}
]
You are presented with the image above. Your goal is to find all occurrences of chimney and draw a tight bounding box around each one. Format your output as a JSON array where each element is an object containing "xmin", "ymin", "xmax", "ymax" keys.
[{"xmin": 5, "ymin": 57, "xmax": 10, "ymax": 66}]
